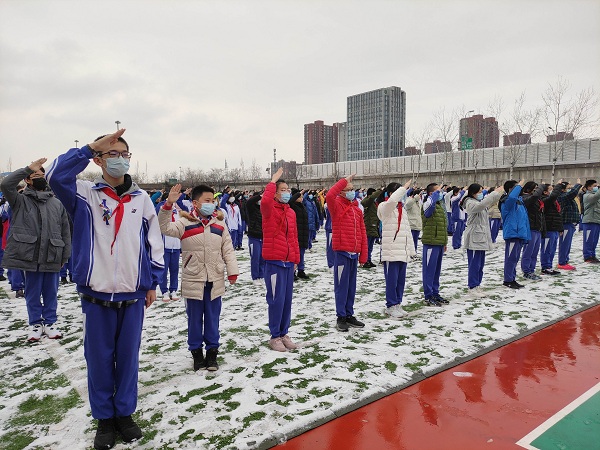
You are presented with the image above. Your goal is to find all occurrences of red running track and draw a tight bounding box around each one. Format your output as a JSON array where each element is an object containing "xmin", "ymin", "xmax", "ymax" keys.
[{"xmin": 278, "ymin": 305, "xmax": 600, "ymax": 450}]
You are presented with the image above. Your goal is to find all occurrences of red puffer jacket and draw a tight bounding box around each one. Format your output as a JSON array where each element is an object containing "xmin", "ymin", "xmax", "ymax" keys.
[
  {"xmin": 260, "ymin": 182, "xmax": 300, "ymax": 264},
  {"xmin": 326, "ymin": 178, "xmax": 368, "ymax": 264}
]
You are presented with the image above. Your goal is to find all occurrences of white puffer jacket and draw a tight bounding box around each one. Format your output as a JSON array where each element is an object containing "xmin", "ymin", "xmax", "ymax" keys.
[{"xmin": 377, "ymin": 187, "xmax": 416, "ymax": 262}]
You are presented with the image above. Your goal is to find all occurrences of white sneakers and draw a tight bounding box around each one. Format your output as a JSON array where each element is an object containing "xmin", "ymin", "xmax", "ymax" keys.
[
  {"xmin": 161, "ymin": 292, "xmax": 171, "ymax": 302},
  {"xmin": 385, "ymin": 304, "xmax": 408, "ymax": 319},
  {"xmin": 27, "ymin": 325, "xmax": 43, "ymax": 342},
  {"xmin": 268, "ymin": 337, "xmax": 287, "ymax": 352},
  {"xmin": 27, "ymin": 324, "xmax": 62, "ymax": 341},
  {"xmin": 252, "ymin": 279, "xmax": 264, "ymax": 287},
  {"xmin": 170, "ymin": 291, "xmax": 180, "ymax": 301},
  {"xmin": 44, "ymin": 324, "xmax": 62, "ymax": 339},
  {"xmin": 469, "ymin": 286, "xmax": 486, "ymax": 298}
]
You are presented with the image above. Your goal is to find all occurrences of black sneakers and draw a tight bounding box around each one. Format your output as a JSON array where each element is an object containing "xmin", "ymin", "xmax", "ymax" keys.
[
  {"xmin": 16, "ymin": 289, "xmax": 25, "ymax": 298},
  {"xmin": 424, "ymin": 297, "xmax": 442, "ymax": 307},
  {"xmin": 503, "ymin": 280, "xmax": 524, "ymax": 289},
  {"xmin": 584, "ymin": 256, "xmax": 600, "ymax": 263},
  {"xmin": 60, "ymin": 277, "xmax": 68, "ymax": 285},
  {"xmin": 191, "ymin": 349, "xmax": 204, "ymax": 371},
  {"xmin": 433, "ymin": 294, "xmax": 449, "ymax": 304},
  {"xmin": 297, "ymin": 270, "xmax": 310, "ymax": 280},
  {"xmin": 94, "ymin": 419, "xmax": 116, "ymax": 450},
  {"xmin": 336, "ymin": 316, "xmax": 349, "ymax": 332},
  {"xmin": 205, "ymin": 348, "xmax": 219, "ymax": 371},
  {"xmin": 114, "ymin": 415, "xmax": 142, "ymax": 443},
  {"xmin": 362, "ymin": 261, "xmax": 376, "ymax": 268},
  {"xmin": 346, "ymin": 315, "xmax": 365, "ymax": 328},
  {"xmin": 541, "ymin": 269, "xmax": 560, "ymax": 275}
]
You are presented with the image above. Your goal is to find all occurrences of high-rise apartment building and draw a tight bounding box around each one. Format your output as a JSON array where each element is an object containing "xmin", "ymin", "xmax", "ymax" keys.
[
  {"xmin": 459, "ymin": 114, "xmax": 499, "ymax": 149},
  {"xmin": 347, "ymin": 86, "xmax": 406, "ymax": 161},
  {"xmin": 424, "ymin": 140, "xmax": 452, "ymax": 154},
  {"xmin": 503, "ymin": 132, "xmax": 531, "ymax": 146},
  {"xmin": 304, "ymin": 120, "xmax": 338, "ymax": 165}
]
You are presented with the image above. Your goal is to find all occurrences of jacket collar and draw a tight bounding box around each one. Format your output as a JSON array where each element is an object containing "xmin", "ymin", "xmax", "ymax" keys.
[{"xmin": 23, "ymin": 186, "xmax": 54, "ymax": 202}]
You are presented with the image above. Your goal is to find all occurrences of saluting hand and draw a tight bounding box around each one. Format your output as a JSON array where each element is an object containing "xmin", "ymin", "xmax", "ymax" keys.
[
  {"xmin": 166, "ymin": 184, "xmax": 182, "ymax": 205},
  {"xmin": 28, "ymin": 157, "xmax": 47, "ymax": 172},
  {"xmin": 88, "ymin": 129, "xmax": 126, "ymax": 153}
]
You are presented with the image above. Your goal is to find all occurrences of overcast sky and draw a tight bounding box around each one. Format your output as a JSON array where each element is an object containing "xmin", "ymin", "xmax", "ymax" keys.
[{"xmin": 1, "ymin": 0, "xmax": 599, "ymax": 179}]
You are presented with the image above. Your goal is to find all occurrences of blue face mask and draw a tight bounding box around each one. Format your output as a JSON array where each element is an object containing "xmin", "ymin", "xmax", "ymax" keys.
[
  {"xmin": 476, "ymin": 193, "xmax": 484, "ymax": 201},
  {"xmin": 345, "ymin": 191, "xmax": 355, "ymax": 201},
  {"xmin": 308, "ymin": 194, "xmax": 313, "ymax": 200},
  {"xmin": 280, "ymin": 192, "xmax": 291, "ymax": 203},
  {"xmin": 105, "ymin": 156, "xmax": 130, "ymax": 178},
  {"xmin": 593, "ymin": 186, "xmax": 599, "ymax": 193},
  {"xmin": 199, "ymin": 203, "xmax": 216, "ymax": 217}
]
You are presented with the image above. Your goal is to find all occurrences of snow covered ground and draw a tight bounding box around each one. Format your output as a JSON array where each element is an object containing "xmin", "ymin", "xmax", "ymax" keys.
[{"xmin": 1, "ymin": 230, "xmax": 599, "ymax": 449}]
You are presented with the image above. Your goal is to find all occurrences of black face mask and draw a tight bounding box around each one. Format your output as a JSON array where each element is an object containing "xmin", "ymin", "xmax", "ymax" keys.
[{"xmin": 31, "ymin": 178, "xmax": 48, "ymax": 191}]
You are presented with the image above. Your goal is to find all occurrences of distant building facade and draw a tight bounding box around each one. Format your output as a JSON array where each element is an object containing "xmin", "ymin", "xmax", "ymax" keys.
[
  {"xmin": 347, "ymin": 86, "xmax": 406, "ymax": 161},
  {"xmin": 424, "ymin": 140, "xmax": 452, "ymax": 154},
  {"xmin": 503, "ymin": 132, "xmax": 531, "ymax": 146},
  {"xmin": 336, "ymin": 122, "xmax": 347, "ymax": 162},
  {"xmin": 304, "ymin": 120, "xmax": 338, "ymax": 165},
  {"xmin": 271, "ymin": 160, "xmax": 299, "ymax": 181},
  {"xmin": 459, "ymin": 114, "xmax": 500, "ymax": 149},
  {"xmin": 404, "ymin": 146, "xmax": 420, "ymax": 156},
  {"xmin": 547, "ymin": 132, "xmax": 574, "ymax": 142}
]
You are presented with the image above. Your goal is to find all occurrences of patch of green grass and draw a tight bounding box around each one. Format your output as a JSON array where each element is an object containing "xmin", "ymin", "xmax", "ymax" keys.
[
  {"xmin": 389, "ymin": 334, "xmax": 408, "ymax": 348},
  {"xmin": 404, "ymin": 357, "xmax": 429, "ymax": 372},
  {"xmin": 308, "ymin": 387, "xmax": 336, "ymax": 397},
  {"xmin": 364, "ymin": 311, "xmax": 386, "ymax": 320},
  {"xmin": 413, "ymin": 333, "xmax": 426, "ymax": 340},
  {"xmin": 242, "ymin": 411, "xmax": 266, "ymax": 427},
  {"xmin": 9, "ymin": 389, "xmax": 82, "ymax": 427},
  {"xmin": 176, "ymin": 384, "xmax": 221, "ymax": 403},
  {"xmin": 402, "ymin": 303, "xmax": 423, "ymax": 312},
  {"xmin": 491, "ymin": 311, "xmax": 504, "ymax": 321},
  {"xmin": 203, "ymin": 387, "xmax": 242, "ymax": 402},
  {"xmin": 230, "ymin": 366, "xmax": 244, "ymax": 374},
  {"xmin": 348, "ymin": 361, "xmax": 369, "ymax": 372},
  {"xmin": 177, "ymin": 429, "xmax": 195, "ymax": 443},
  {"xmin": 385, "ymin": 361, "xmax": 397, "ymax": 373},
  {"xmin": 224, "ymin": 401, "xmax": 240, "ymax": 411},
  {"xmin": 0, "ymin": 430, "xmax": 35, "ymax": 449},
  {"xmin": 299, "ymin": 410, "xmax": 313, "ymax": 416},
  {"xmin": 476, "ymin": 323, "xmax": 498, "ymax": 332},
  {"xmin": 453, "ymin": 348, "xmax": 464, "ymax": 354},
  {"xmin": 444, "ymin": 330, "xmax": 452, "ymax": 337},
  {"xmin": 216, "ymin": 415, "xmax": 230, "ymax": 421},
  {"xmin": 261, "ymin": 358, "xmax": 287, "ymax": 378}
]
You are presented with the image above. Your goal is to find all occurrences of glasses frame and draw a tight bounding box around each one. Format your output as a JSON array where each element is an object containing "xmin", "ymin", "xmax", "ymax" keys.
[{"xmin": 97, "ymin": 150, "xmax": 133, "ymax": 159}]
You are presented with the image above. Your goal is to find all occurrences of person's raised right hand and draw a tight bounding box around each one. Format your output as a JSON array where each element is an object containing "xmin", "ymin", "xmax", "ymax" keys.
[
  {"xmin": 271, "ymin": 167, "xmax": 284, "ymax": 183},
  {"xmin": 88, "ymin": 129, "xmax": 126, "ymax": 154},
  {"xmin": 166, "ymin": 184, "xmax": 182, "ymax": 205},
  {"xmin": 28, "ymin": 158, "xmax": 47, "ymax": 173}
]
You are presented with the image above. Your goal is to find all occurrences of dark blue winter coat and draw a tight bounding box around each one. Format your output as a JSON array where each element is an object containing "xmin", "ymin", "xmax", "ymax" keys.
[
  {"xmin": 500, "ymin": 185, "xmax": 531, "ymax": 241},
  {"xmin": 303, "ymin": 194, "xmax": 319, "ymax": 231}
]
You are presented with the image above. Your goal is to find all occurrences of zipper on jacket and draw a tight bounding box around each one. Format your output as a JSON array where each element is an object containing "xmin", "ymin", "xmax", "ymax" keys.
[{"xmin": 184, "ymin": 254, "xmax": 193, "ymax": 268}]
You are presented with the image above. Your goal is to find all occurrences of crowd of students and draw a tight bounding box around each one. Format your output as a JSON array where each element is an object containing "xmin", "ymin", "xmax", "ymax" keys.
[{"xmin": 1, "ymin": 128, "xmax": 599, "ymax": 450}]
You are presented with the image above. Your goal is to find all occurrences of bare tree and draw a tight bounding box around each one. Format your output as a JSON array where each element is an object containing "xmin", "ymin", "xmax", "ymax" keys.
[
  {"xmin": 228, "ymin": 167, "xmax": 243, "ymax": 187},
  {"xmin": 248, "ymin": 158, "xmax": 263, "ymax": 182},
  {"xmin": 206, "ymin": 167, "xmax": 226, "ymax": 191},
  {"xmin": 431, "ymin": 108, "xmax": 462, "ymax": 185},
  {"xmin": 542, "ymin": 77, "xmax": 599, "ymax": 183},
  {"xmin": 489, "ymin": 92, "xmax": 541, "ymax": 180},
  {"xmin": 406, "ymin": 125, "xmax": 432, "ymax": 186}
]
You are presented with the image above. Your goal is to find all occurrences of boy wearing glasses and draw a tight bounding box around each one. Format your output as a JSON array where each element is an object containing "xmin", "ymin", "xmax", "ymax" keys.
[
  {"xmin": 47, "ymin": 129, "xmax": 164, "ymax": 450},
  {"xmin": 326, "ymin": 174, "xmax": 368, "ymax": 332}
]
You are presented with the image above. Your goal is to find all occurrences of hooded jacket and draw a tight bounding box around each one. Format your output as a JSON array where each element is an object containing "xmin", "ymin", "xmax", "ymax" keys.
[
  {"xmin": 1, "ymin": 167, "xmax": 71, "ymax": 272},
  {"xmin": 290, "ymin": 193, "xmax": 309, "ymax": 249},
  {"xmin": 522, "ymin": 185, "xmax": 546, "ymax": 233},
  {"xmin": 361, "ymin": 189, "xmax": 383, "ymax": 238},
  {"xmin": 499, "ymin": 185, "xmax": 531, "ymax": 241},
  {"xmin": 542, "ymin": 184, "xmax": 564, "ymax": 232},
  {"xmin": 582, "ymin": 189, "xmax": 600, "ymax": 224},
  {"xmin": 245, "ymin": 194, "xmax": 263, "ymax": 239}
]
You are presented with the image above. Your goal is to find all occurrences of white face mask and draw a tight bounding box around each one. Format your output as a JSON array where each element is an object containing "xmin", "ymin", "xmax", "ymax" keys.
[
  {"xmin": 228, "ymin": 197, "xmax": 235, "ymax": 203},
  {"xmin": 105, "ymin": 156, "xmax": 130, "ymax": 178}
]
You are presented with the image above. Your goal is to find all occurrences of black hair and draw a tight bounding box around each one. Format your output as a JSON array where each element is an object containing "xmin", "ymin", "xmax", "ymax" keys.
[
  {"xmin": 377, "ymin": 182, "xmax": 401, "ymax": 203},
  {"xmin": 426, "ymin": 183, "xmax": 438, "ymax": 194},
  {"xmin": 26, "ymin": 166, "xmax": 45, "ymax": 179},
  {"xmin": 411, "ymin": 188, "xmax": 423, "ymax": 197},
  {"xmin": 446, "ymin": 186, "xmax": 454, "ymax": 193},
  {"xmin": 585, "ymin": 179, "xmax": 597, "ymax": 189},
  {"xmin": 504, "ymin": 180, "xmax": 518, "ymax": 192},
  {"xmin": 161, "ymin": 192, "xmax": 169, "ymax": 202},
  {"xmin": 191, "ymin": 184, "xmax": 215, "ymax": 201},
  {"xmin": 94, "ymin": 135, "xmax": 129, "ymax": 151},
  {"xmin": 541, "ymin": 183, "xmax": 551, "ymax": 194},
  {"xmin": 461, "ymin": 183, "xmax": 482, "ymax": 209},
  {"xmin": 366, "ymin": 188, "xmax": 376, "ymax": 197},
  {"xmin": 275, "ymin": 179, "xmax": 287, "ymax": 189},
  {"xmin": 522, "ymin": 181, "xmax": 538, "ymax": 194}
]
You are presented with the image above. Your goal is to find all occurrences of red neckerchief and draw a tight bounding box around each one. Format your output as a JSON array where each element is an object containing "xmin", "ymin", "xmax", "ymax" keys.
[
  {"xmin": 394, "ymin": 202, "xmax": 404, "ymax": 241},
  {"xmin": 100, "ymin": 187, "xmax": 132, "ymax": 254}
]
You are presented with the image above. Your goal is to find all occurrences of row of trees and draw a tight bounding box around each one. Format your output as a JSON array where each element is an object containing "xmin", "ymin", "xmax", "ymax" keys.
[{"xmin": 406, "ymin": 77, "xmax": 599, "ymax": 184}]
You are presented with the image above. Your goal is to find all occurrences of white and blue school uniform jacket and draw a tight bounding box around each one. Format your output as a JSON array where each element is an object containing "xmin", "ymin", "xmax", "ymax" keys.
[{"xmin": 47, "ymin": 145, "xmax": 164, "ymax": 301}]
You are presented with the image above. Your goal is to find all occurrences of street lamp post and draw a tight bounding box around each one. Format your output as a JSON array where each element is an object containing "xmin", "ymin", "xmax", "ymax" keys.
[
  {"xmin": 115, "ymin": 120, "xmax": 121, "ymax": 130},
  {"xmin": 74, "ymin": 140, "xmax": 79, "ymax": 148}
]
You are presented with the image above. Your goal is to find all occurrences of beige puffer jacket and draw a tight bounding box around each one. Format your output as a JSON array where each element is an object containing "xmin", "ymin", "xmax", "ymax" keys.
[
  {"xmin": 377, "ymin": 187, "xmax": 416, "ymax": 262},
  {"xmin": 158, "ymin": 208, "xmax": 239, "ymax": 300}
]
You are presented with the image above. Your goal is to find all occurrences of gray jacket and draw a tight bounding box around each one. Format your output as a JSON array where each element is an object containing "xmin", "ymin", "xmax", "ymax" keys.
[
  {"xmin": 582, "ymin": 190, "xmax": 600, "ymax": 224},
  {"xmin": 0, "ymin": 167, "xmax": 71, "ymax": 272},
  {"xmin": 462, "ymin": 191, "xmax": 502, "ymax": 251}
]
